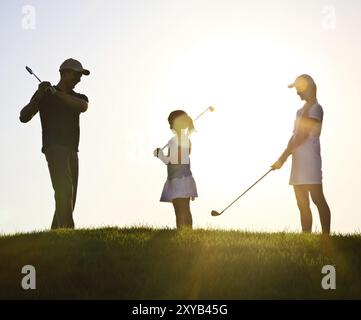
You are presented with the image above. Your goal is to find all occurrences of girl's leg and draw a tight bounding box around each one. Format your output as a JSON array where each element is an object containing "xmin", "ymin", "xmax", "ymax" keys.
[
  {"xmin": 293, "ymin": 185, "xmax": 312, "ymax": 233},
  {"xmin": 172, "ymin": 198, "xmax": 192, "ymax": 229},
  {"xmin": 172, "ymin": 198, "xmax": 183, "ymax": 229},
  {"xmin": 309, "ymin": 184, "xmax": 331, "ymax": 235},
  {"xmin": 184, "ymin": 198, "xmax": 193, "ymax": 228}
]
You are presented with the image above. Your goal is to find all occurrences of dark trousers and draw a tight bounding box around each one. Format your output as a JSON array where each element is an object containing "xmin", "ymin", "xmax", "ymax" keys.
[{"xmin": 44, "ymin": 144, "xmax": 78, "ymax": 229}]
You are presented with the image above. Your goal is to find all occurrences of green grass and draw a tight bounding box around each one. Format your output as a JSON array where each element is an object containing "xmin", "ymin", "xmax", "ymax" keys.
[{"xmin": 0, "ymin": 227, "xmax": 360, "ymax": 299}]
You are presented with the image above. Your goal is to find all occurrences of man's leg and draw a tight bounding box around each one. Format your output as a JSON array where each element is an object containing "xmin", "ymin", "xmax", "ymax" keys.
[
  {"xmin": 309, "ymin": 184, "xmax": 331, "ymax": 234},
  {"xmin": 293, "ymin": 185, "xmax": 312, "ymax": 233},
  {"xmin": 45, "ymin": 145, "xmax": 74, "ymax": 229},
  {"xmin": 69, "ymin": 150, "xmax": 79, "ymax": 211},
  {"xmin": 51, "ymin": 213, "xmax": 58, "ymax": 229}
]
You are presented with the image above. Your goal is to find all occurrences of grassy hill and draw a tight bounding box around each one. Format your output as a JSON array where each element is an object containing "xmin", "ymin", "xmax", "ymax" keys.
[{"xmin": 0, "ymin": 228, "xmax": 360, "ymax": 299}]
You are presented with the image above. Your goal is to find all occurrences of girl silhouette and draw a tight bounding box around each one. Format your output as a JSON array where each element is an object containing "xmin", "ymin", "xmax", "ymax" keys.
[{"xmin": 154, "ymin": 110, "xmax": 198, "ymax": 229}]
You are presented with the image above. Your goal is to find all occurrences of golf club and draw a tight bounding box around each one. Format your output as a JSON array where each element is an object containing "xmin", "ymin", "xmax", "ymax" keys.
[
  {"xmin": 211, "ymin": 168, "xmax": 273, "ymax": 217},
  {"xmin": 193, "ymin": 106, "xmax": 215, "ymax": 122},
  {"xmin": 25, "ymin": 66, "xmax": 56, "ymax": 94},
  {"xmin": 157, "ymin": 106, "xmax": 215, "ymax": 156}
]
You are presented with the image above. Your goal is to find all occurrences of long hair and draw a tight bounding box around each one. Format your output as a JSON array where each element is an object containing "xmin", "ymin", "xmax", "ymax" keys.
[{"xmin": 168, "ymin": 110, "xmax": 195, "ymax": 133}]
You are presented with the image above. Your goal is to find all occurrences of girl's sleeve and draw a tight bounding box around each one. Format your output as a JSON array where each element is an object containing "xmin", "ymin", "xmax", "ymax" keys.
[
  {"xmin": 158, "ymin": 150, "xmax": 169, "ymax": 165},
  {"xmin": 158, "ymin": 139, "xmax": 172, "ymax": 165}
]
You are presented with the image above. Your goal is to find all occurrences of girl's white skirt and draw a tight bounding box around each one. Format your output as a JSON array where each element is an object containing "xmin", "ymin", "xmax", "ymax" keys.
[
  {"xmin": 289, "ymin": 138, "xmax": 323, "ymax": 185},
  {"xmin": 160, "ymin": 175, "xmax": 198, "ymax": 202}
]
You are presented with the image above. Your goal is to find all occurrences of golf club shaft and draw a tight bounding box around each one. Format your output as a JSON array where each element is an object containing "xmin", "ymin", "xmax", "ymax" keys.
[
  {"xmin": 160, "ymin": 106, "xmax": 212, "ymax": 152},
  {"xmin": 26, "ymin": 66, "xmax": 56, "ymax": 94},
  {"xmin": 220, "ymin": 169, "xmax": 273, "ymax": 214},
  {"xmin": 193, "ymin": 108, "xmax": 211, "ymax": 121},
  {"xmin": 32, "ymin": 73, "xmax": 42, "ymax": 83}
]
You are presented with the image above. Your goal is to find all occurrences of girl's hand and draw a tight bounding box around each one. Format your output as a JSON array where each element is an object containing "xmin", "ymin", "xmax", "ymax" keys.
[
  {"xmin": 153, "ymin": 148, "xmax": 161, "ymax": 157},
  {"xmin": 153, "ymin": 148, "xmax": 169, "ymax": 165}
]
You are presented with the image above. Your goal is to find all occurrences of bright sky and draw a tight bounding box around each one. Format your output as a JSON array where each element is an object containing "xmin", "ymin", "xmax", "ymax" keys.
[{"xmin": 1, "ymin": 0, "xmax": 360, "ymax": 234}]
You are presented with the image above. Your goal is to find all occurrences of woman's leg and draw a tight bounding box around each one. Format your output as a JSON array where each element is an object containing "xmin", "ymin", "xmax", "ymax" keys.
[
  {"xmin": 293, "ymin": 185, "xmax": 312, "ymax": 233},
  {"xmin": 172, "ymin": 198, "xmax": 192, "ymax": 229},
  {"xmin": 309, "ymin": 184, "xmax": 331, "ymax": 234}
]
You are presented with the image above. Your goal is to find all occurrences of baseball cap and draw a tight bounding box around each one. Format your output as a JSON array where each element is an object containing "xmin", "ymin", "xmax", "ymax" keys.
[
  {"xmin": 288, "ymin": 74, "xmax": 316, "ymax": 92},
  {"xmin": 59, "ymin": 58, "xmax": 90, "ymax": 75}
]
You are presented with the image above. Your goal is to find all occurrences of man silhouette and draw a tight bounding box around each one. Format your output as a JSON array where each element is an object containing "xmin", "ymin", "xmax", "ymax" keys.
[
  {"xmin": 20, "ymin": 58, "xmax": 90, "ymax": 229},
  {"xmin": 272, "ymin": 74, "xmax": 331, "ymax": 234}
]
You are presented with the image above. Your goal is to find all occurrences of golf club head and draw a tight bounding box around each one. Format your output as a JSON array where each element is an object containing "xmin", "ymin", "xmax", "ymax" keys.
[
  {"xmin": 25, "ymin": 66, "xmax": 33, "ymax": 75},
  {"xmin": 209, "ymin": 106, "xmax": 215, "ymax": 112},
  {"xmin": 211, "ymin": 210, "xmax": 221, "ymax": 217}
]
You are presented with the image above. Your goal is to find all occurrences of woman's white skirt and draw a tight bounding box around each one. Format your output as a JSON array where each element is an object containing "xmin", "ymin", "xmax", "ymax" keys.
[{"xmin": 160, "ymin": 175, "xmax": 198, "ymax": 202}]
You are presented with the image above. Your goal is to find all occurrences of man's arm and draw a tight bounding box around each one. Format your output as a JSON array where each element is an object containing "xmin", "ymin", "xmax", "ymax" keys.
[
  {"xmin": 19, "ymin": 93, "xmax": 41, "ymax": 123},
  {"xmin": 54, "ymin": 91, "xmax": 88, "ymax": 113},
  {"xmin": 19, "ymin": 82, "xmax": 52, "ymax": 123}
]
